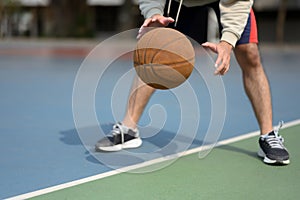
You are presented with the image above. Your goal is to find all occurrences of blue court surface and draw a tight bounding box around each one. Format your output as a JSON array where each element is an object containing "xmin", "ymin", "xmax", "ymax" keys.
[{"xmin": 0, "ymin": 38, "xmax": 300, "ymax": 199}]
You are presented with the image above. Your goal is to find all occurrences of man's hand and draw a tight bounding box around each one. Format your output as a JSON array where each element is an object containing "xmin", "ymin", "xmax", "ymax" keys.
[
  {"xmin": 137, "ymin": 15, "xmax": 175, "ymax": 39},
  {"xmin": 202, "ymin": 41, "xmax": 233, "ymax": 75}
]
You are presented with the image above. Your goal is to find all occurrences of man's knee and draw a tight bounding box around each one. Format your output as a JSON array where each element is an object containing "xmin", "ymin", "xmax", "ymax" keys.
[{"xmin": 234, "ymin": 43, "xmax": 261, "ymax": 68}]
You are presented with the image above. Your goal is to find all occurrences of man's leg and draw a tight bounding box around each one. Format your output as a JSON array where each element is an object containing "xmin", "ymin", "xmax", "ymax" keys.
[
  {"xmin": 235, "ymin": 43, "xmax": 290, "ymax": 164},
  {"xmin": 95, "ymin": 76, "xmax": 155, "ymax": 151},
  {"xmin": 234, "ymin": 43, "xmax": 273, "ymax": 135},
  {"xmin": 122, "ymin": 76, "xmax": 156, "ymax": 129}
]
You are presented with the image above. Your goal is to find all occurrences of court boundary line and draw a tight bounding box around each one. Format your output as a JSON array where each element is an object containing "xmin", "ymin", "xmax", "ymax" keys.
[{"xmin": 6, "ymin": 119, "xmax": 300, "ymax": 200}]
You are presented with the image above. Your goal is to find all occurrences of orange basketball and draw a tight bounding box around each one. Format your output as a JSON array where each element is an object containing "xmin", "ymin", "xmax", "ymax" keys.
[{"xmin": 133, "ymin": 28, "xmax": 195, "ymax": 90}]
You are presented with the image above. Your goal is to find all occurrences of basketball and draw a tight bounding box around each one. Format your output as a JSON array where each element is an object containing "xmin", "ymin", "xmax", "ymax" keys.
[{"xmin": 133, "ymin": 28, "xmax": 195, "ymax": 90}]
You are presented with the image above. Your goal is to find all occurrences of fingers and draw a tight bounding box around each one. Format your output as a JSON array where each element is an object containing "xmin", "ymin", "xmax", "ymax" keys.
[
  {"xmin": 202, "ymin": 41, "xmax": 233, "ymax": 76},
  {"xmin": 150, "ymin": 15, "xmax": 174, "ymax": 25},
  {"xmin": 159, "ymin": 17, "xmax": 175, "ymax": 26},
  {"xmin": 137, "ymin": 26, "xmax": 148, "ymax": 39},
  {"xmin": 214, "ymin": 53, "xmax": 230, "ymax": 75},
  {"xmin": 214, "ymin": 42, "xmax": 232, "ymax": 75},
  {"xmin": 202, "ymin": 42, "xmax": 217, "ymax": 53},
  {"xmin": 137, "ymin": 18, "xmax": 153, "ymax": 39},
  {"xmin": 137, "ymin": 15, "xmax": 175, "ymax": 39},
  {"xmin": 142, "ymin": 18, "xmax": 153, "ymax": 27}
]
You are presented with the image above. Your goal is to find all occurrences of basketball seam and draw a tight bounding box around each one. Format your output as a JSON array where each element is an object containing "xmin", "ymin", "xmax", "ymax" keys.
[
  {"xmin": 139, "ymin": 28, "xmax": 161, "ymax": 85},
  {"xmin": 135, "ymin": 57, "xmax": 194, "ymax": 67},
  {"xmin": 143, "ymin": 29, "xmax": 160, "ymax": 67}
]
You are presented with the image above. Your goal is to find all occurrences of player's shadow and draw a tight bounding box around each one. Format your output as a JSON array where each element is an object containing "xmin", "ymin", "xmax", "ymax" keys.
[
  {"xmin": 59, "ymin": 125, "xmax": 265, "ymax": 167},
  {"xmin": 216, "ymin": 144, "xmax": 260, "ymax": 161},
  {"xmin": 59, "ymin": 128, "xmax": 82, "ymax": 146},
  {"xmin": 59, "ymin": 124, "xmax": 203, "ymax": 167}
]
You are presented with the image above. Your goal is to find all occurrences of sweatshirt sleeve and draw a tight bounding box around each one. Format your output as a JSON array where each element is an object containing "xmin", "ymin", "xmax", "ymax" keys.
[
  {"xmin": 220, "ymin": 0, "xmax": 253, "ymax": 47},
  {"xmin": 138, "ymin": 0, "xmax": 166, "ymax": 19}
]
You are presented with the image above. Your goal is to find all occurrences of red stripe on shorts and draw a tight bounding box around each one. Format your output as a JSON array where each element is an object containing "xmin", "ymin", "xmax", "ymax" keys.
[{"xmin": 249, "ymin": 9, "xmax": 258, "ymax": 43}]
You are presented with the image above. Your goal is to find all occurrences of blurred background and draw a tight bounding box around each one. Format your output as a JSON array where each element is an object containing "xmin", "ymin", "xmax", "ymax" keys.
[{"xmin": 0, "ymin": 0, "xmax": 299, "ymax": 43}]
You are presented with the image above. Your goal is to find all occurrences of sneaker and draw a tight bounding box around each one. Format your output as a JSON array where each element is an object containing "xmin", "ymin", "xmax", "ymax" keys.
[
  {"xmin": 258, "ymin": 121, "xmax": 290, "ymax": 165},
  {"xmin": 95, "ymin": 122, "xmax": 142, "ymax": 152}
]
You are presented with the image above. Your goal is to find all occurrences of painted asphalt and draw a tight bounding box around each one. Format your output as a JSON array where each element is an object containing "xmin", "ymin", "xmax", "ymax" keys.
[{"xmin": 0, "ymin": 40, "xmax": 299, "ymax": 199}]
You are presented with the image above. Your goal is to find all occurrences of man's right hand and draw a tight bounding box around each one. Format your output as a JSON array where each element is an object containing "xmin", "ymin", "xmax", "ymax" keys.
[{"xmin": 137, "ymin": 14, "xmax": 175, "ymax": 39}]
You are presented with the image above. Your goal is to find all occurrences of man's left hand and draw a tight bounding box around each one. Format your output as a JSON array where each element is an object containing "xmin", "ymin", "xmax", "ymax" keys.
[{"xmin": 202, "ymin": 41, "xmax": 233, "ymax": 75}]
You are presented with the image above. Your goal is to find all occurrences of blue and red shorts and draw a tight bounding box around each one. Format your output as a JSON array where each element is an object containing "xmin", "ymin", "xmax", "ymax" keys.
[
  {"xmin": 236, "ymin": 9, "xmax": 258, "ymax": 45},
  {"xmin": 166, "ymin": 0, "xmax": 258, "ymax": 45}
]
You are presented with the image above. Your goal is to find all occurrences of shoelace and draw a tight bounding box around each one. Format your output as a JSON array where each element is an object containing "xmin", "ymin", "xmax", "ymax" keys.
[
  {"xmin": 111, "ymin": 123, "xmax": 124, "ymax": 144},
  {"xmin": 265, "ymin": 121, "xmax": 285, "ymax": 149}
]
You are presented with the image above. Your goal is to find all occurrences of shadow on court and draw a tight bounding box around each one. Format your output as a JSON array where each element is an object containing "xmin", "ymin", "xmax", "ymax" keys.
[
  {"xmin": 59, "ymin": 124, "xmax": 203, "ymax": 167},
  {"xmin": 217, "ymin": 145, "xmax": 260, "ymax": 161}
]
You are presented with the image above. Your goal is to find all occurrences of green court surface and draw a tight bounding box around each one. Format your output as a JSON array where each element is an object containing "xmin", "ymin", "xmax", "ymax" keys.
[{"xmin": 30, "ymin": 124, "xmax": 299, "ymax": 200}]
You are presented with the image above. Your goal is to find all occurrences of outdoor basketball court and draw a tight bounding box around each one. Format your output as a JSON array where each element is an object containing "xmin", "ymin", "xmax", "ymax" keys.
[{"xmin": 0, "ymin": 37, "xmax": 299, "ymax": 199}]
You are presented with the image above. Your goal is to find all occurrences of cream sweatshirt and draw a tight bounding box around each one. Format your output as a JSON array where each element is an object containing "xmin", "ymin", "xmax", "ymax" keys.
[{"xmin": 138, "ymin": 0, "xmax": 254, "ymax": 47}]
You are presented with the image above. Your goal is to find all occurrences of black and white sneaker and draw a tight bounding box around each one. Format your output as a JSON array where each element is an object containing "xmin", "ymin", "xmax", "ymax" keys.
[
  {"xmin": 258, "ymin": 121, "xmax": 290, "ymax": 165},
  {"xmin": 95, "ymin": 122, "xmax": 142, "ymax": 152}
]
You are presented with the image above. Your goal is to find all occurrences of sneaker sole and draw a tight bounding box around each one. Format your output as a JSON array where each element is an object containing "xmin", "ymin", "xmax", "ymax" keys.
[
  {"xmin": 257, "ymin": 148, "xmax": 290, "ymax": 165},
  {"xmin": 97, "ymin": 138, "xmax": 142, "ymax": 152}
]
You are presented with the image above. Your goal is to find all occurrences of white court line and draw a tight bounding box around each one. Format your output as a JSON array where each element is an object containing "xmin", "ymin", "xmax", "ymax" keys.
[{"xmin": 6, "ymin": 119, "xmax": 300, "ymax": 200}]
